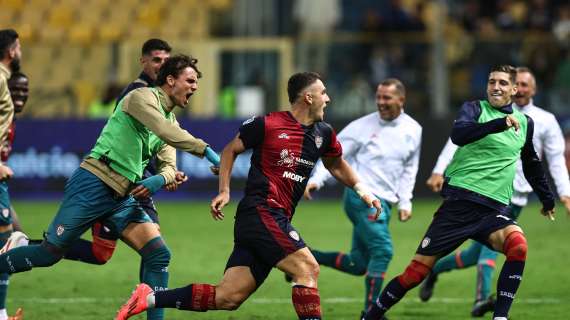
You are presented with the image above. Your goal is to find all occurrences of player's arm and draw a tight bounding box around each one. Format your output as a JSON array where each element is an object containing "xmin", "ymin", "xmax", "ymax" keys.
[
  {"xmin": 322, "ymin": 156, "xmax": 382, "ymax": 218},
  {"xmin": 541, "ymin": 115, "xmax": 570, "ymax": 215},
  {"xmin": 397, "ymin": 129, "xmax": 421, "ymax": 222},
  {"xmin": 122, "ymin": 90, "xmax": 217, "ymax": 163},
  {"xmin": 427, "ymin": 138, "xmax": 458, "ymax": 192},
  {"xmin": 210, "ymin": 134, "xmax": 246, "ymax": 220},
  {"xmin": 154, "ymin": 144, "xmax": 189, "ymax": 192},
  {"xmin": 450, "ymin": 101, "xmax": 511, "ymax": 146},
  {"xmin": 520, "ymin": 116, "xmax": 556, "ymax": 219}
]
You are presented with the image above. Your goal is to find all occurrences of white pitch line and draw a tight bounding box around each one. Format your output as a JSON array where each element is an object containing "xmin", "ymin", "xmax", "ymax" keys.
[{"xmin": 7, "ymin": 297, "xmax": 562, "ymax": 305}]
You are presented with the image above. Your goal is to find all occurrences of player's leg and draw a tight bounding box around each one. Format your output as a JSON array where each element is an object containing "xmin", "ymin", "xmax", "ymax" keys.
[
  {"xmin": 137, "ymin": 197, "xmax": 159, "ymax": 282},
  {"xmin": 63, "ymin": 221, "xmax": 117, "ymax": 265},
  {"xmin": 419, "ymin": 240, "xmax": 483, "ymax": 301},
  {"xmin": 0, "ymin": 167, "xmax": 116, "ymax": 274},
  {"xmin": 0, "ymin": 182, "xmax": 14, "ymax": 320},
  {"xmin": 471, "ymin": 245, "xmax": 498, "ymax": 317},
  {"xmin": 312, "ymin": 189, "xmax": 369, "ymax": 275},
  {"xmin": 486, "ymin": 224, "xmax": 527, "ymax": 319}
]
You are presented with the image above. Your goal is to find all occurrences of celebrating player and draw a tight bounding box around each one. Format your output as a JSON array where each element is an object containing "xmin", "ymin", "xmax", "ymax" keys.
[
  {"xmin": 363, "ymin": 65, "xmax": 555, "ymax": 320},
  {"xmin": 115, "ymin": 72, "xmax": 382, "ymax": 320},
  {"xmin": 0, "ymin": 54, "xmax": 218, "ymax": 320},
  {"xmin": 305, "ymin": 78, "xmax": 421, "ymax": 318},
  {"xmin": 420, "ymin": 66, "xmax": 570, "ymax": 317}
]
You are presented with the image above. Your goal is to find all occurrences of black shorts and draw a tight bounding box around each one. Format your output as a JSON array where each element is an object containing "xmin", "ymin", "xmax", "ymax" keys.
[
  {"xmin": 416, "ymin": 199, "xmax": 517, "ymax": 257},
  {"xmin": 225, "ymin": 205, "xmax": 306, "ymax": 287}
]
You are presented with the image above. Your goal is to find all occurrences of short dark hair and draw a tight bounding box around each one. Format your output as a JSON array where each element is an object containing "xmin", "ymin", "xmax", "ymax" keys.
[
  {"xmin": 379, "ymin": 78, "xmax": 406, "ymax": 97},
  {"xmin": 141, "ymin": 38, "xmax": 171, "ymax": 56},
  {"xmin": 0, "ymin": 29, "xmax": 19, "ymax": 59},
  {"xmin": 155, "ymin": 54, "xmax": 202, "ymax": 86},
  {"xmin": 490, "ymin": 65, "xmax": 517, "ymax": 84},
  {"xmin": 287, "ymin": 72, "xmax": 322, "ymax": 104}
]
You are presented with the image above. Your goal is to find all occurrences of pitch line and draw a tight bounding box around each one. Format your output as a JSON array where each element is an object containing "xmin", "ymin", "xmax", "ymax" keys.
[{"xmin": 7, "ymin": 297, "xmax": 561, "ymax": 305}]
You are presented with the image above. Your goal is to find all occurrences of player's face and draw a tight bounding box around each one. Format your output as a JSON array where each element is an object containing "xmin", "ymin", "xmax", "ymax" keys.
[
  {"xmin": 140, "ymin": 50, "xmax": 170, "ymax": 81},
  {"xmin": 513, "ymin": 72, "xmax": 536, "ymax": 107},
  {"xmin": 8, "ymin": 75, "xmax": 29, "ymax": 113},
  {"xmin": 167, "ymin": 67, "xmax": 199, "ymax": 107},
  {"xmin": 487, "ymin": 71, "xmax": 517, "ymax": 107},
  {"xmin": 376, "ymin": 84, "xmax": 404, "ymax": 121},
  {"xmin": 307, "ymin": 79, "xmax": 330, "ymax": 122}
]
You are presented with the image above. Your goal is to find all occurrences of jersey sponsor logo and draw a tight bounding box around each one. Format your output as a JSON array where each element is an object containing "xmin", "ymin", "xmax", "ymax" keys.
[
  {"xmin": 278, "ymin": 133, "xmax": 289, "ymax": 139},
  {"xmin": 421, "ymin": 237, "xmax": 430, "ymax": 248},
  {"xmin": 283, "ymin": 171, "xmax": 306, "ymax": 183},
  {"xmin": 289, "ymin": 230, "xmax": 300, "ymax": 241},
  {"xmin": 2, "ymin": 208, "xmax": 9, "ymax": 218},
  {"xmin": 276, "ymin": 149, "xmax": 315, "ymax": 168},
  {"xmin": 315, "ymin": 135, "xmax": 323, "ymax": 149},
  {"xmin": 56, "ymin": 224, "xmax": 65, "ymax": 236}
]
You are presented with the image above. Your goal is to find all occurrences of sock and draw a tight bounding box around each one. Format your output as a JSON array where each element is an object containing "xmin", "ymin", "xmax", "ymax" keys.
[
  {"xmin": 364, "ymin": 274, "xmax": 384, "ymax": 312},
  {"xmin": 432, "ymin": 243, "xmax": 481, "ymax": 274},
  {"xmin": 0, "ymin": 241, "xmax": 62, "ymax": 273},
  {"xmin": 312, "ymin": 250, "xmax": 366, "ymax": 275},
  {"xmin": 494, "ymin": 232, "xmax": 526, "ymax": 318},
  {"xmin": 139, "ymin": 237, "xmax": 171, "ymax": 320},
  {"xmin": 155, "ymin": 284, "xmax": 216, "ymax": 311},
  {"xmin": 0, "ymin": 231, "xmax": 11, "ymax": 311},
  {"xmin": 292, "ymin": 285, "xmax": 321, "ymax": 320},
  {"xmin": 476, "ymin": 259, "xmax": 495, "ymax": 300},
  {"xmin": 64, "ymin": 239, "xmax": 106, "ymax": 265}
]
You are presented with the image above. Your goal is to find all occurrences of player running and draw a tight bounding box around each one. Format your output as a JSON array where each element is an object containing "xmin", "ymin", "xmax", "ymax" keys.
[
  {"xmin": 420, "ymin": 66, "xmax": 570, "ymax": 317},
  {"xmin": 115, "ymin": 72, "xmax": 382, "ymax": 320},
  {"xmin": 363, "ymin": 65, "xmax": 555, "ymax": 320}
]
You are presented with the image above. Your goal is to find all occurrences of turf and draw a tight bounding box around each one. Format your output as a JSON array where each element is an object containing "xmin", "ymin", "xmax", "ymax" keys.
[{"xmin": 7, "ymin": 199, "xmax": 569, "ymax": 319}]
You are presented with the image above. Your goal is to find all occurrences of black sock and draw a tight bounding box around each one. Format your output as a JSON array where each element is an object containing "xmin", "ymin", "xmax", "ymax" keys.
[
  {"xmin": 494, "ymin": 260, "xmax": 524, "ymax": 318},
  {"xmin": 364, "ymin": 278, "xmax": 407, "ymax": 319},
  {"xmin": 63, "ymin": 238, "xmax": 103, "ymax": 265},
  {"xmin": 155, "ymin": 285, "xmax": 194, "ymax": 310}
]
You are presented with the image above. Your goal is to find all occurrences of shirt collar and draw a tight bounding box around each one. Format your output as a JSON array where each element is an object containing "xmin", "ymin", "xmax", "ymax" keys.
[
  {"xmin": 0, "ymin": 63, "xmax": 11, "ymax": 79},
  {"xmin": 139, "ymin": 72, "xmax": 154, "ymax": 86},
  {"xmin": 157, "ymin": 87, "xmax": 175, "ymax": 113},
  {"xmin": 377, "ymin": 111, "xmax": 404, "ymax": 126},
  {"xmin": 514, "ymin": 99, "xmax": 534, "ymax": 113}
]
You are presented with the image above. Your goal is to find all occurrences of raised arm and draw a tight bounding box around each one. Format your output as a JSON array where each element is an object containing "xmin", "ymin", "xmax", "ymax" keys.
[{"xmin": 450, "ymin": 101, "xmax": 510, "ymax": 146}]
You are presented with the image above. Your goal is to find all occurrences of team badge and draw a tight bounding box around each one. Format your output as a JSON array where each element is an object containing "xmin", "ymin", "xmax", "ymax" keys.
[
  {"xmin": 314, "ymin": 136, "xmax": 323, "ymax": 149},
  {"xmin": 56, "ymin": 225, "xmax": 65, "ymax": 236},
  {"xmin": 1, "ymin": 209, "xmax": 9, "ymax": 218},
  {"xmin": 421, "ymin": 237, "xmax": 430, "ymax": 248},
  {"xmin": 289, "ymin": 230, "xmax": 300, "ymax": 241}
]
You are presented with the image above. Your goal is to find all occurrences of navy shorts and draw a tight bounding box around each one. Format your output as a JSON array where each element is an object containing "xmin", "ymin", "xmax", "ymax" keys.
[
  {"xmin": 416, "ymin": 199, "xmax": 517, "ymax": 257},
  {"xmin": 225, "ymin": 205, "xmax": 306, "ymax": 287}
]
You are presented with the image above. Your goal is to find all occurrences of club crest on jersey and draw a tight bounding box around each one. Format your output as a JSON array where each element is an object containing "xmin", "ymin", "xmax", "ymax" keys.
[
  {"xmin": 289, "ymin": 230, "xmax": 300, "ymax": 241},
  {"xmin": 421, "ymin": 237, "xmax": 430, "ymax": 248},
  {"xmin": 278, "ymin": 133, "xmax": 289, "ymax": 139},
  {"xmin": 314, "ymin": 135, "xmax": 323, "ymax": 149},
  {"xmin": 56, "ymin": 225, "xmax": 65, "ymax": 236}
]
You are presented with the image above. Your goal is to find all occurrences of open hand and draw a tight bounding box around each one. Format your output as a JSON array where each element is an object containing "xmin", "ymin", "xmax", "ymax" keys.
[{"xmin": 210, "ymin": 191, "xmax": 229, "ymax": 220}]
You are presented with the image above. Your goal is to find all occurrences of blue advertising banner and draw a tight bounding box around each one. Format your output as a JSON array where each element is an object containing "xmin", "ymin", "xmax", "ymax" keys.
[{"xmin": 7, "ymin": 119, "xmax": 250, "ymax": 199}]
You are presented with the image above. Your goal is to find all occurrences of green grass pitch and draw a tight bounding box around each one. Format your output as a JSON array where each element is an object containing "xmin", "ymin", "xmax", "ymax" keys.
[{"xmin": 7, "ymin": 199, "xmax": 570, "ymax": 319}]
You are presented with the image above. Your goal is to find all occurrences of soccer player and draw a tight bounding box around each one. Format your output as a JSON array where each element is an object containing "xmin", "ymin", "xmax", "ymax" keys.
[
  {"xmin": 420, "ymin": 67, "xmax": 570, "ymax": 317},
  {"xmin": 115, "ymin": 72, "xmax": 382, "ymax": 320},
  {"xmin": 0, "ymin": 54, "xmax": 219, "ymax": 320},
  {"xmin": 0, "ymin": 29, "xmax": 25, "ymax": 320},
  {"xmin": 363, "ymin": 65, "xmax": 555, "ymax": 320},
  {"xmin": 305, "ymin": 78, "xmax": 421, "ymax": 318}
]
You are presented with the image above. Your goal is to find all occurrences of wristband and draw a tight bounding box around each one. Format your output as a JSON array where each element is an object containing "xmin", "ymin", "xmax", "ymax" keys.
[
  {"xmin": 204, "ymin": 146, "xmax": 220, "ymax": 166},
  {"xmin": 353, "ymin": 182, "xmax": 372, "ymax": 199},
  {"xmin": 139, "ymin": 175, "xmax": 166, "ymax": 194}
]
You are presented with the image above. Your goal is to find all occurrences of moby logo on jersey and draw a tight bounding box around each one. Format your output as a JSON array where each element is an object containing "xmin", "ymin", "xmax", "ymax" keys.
[{"xmin": 283, "ymin": 171, "xmax": 306, "ymax": 183}]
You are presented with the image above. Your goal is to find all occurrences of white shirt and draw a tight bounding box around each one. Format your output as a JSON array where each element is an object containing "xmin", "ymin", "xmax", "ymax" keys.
[
  {"xmin": 432, "ymin": 100, "xmax": 570, "ymax": 206},
  {"xmin": 309, "ymin": 111, "xmax": 422, "ymax": 211}
]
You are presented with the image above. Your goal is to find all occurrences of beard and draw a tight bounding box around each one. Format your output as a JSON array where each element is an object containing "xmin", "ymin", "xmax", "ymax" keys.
[{"xmin": 9, "ymin": 58, "xmax": 20, "ymax": 73}]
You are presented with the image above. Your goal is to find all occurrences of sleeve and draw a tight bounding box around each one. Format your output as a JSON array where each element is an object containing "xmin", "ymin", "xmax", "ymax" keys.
[
  {"xmin": 542, "ymin": 114, "xmax": 570, "ymax": 198},
  {"xmin": 238, "ymin": 116, "xmax": 265, "ymax": 149},
  {"xmin": 520, "ymin": 116, "xmax": 555, "ymax": 210},
  {"xmin": 122, "ymin": 90, "xmax": 208, "ymax": 157},
  {"xmin": 116, "ymin": 82, "xmax": 146, "ymax": 106},
  {"xmin": 307, "ymin": 160, "xmax": 332, "ymax": 189},
  {"xmin": 155, "ymin": 143, "xmax": 177, "ymax": 185},
  {"xmin": 432, "ymin": 138, "xmax": 458, "ymax": 174},
  {"xmin": 323, "ymin": 125, "xmax": 342, "ymax": 158},
  {"xmin": 450, "ymin": 101, "xmax": 508, "ymax": 146},
  {"xmin": 397, "ymin": 128, "xmax": 422, "ymax": 212}
]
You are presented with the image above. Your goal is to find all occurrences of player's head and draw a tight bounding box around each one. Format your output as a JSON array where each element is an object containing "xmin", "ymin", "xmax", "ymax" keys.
[
  {"xmin": 487, "ymin": 65, "xmax": 517, "ymax": 108},
  {"xmin": 376, "ymin": 78, "xmax": 406, "ymax": 121},
  {"xmin": 140, "ymin": 38, "xmax": 172, "ymax": 82},
  {"xmin": 0, "ymin": 29, "xmax": 21, "ymax": 72},
  {"xmin": 287, "ymin": 72, "xmax": 330, "ymax": 122},
  {"xmin": 513, "ymin": 66, "xmax": 536, "ymax": 107},
  {"xmin": 8, "ymin": 71, "xmax": 28, "ymax": 113},
  {"xmin": 156, "ymin": 54, "xmax": 202, "ymax": 108}
]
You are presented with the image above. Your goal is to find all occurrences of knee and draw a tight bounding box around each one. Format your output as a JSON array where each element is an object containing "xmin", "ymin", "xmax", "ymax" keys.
[
  {"xmin": 91, "ymin": 237, "xmax": 117, "ymax": 265},
  {"xmin": 140, "ymin": 240, "xmax": 171, "ymax": 270},
  {"xmin": 503, "ymin": 231, "xmax": 527, "ymax": 262},
  {"xmin": 397, "ymin": 260, "xmax": 431, "ymax": 289},
  {"xmin": 291, "ymin": 259, "xmax": 320, "ymax": 285}
]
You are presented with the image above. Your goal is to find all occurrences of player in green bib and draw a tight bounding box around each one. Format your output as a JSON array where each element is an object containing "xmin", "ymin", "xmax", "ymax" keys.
[
  {"xmin": 0, "ymin": 55, "xmax": 220, "ymax": 320},
  {"xmin": 363, "ymin": 65, "xmax": 555, "ymax": 320}
]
